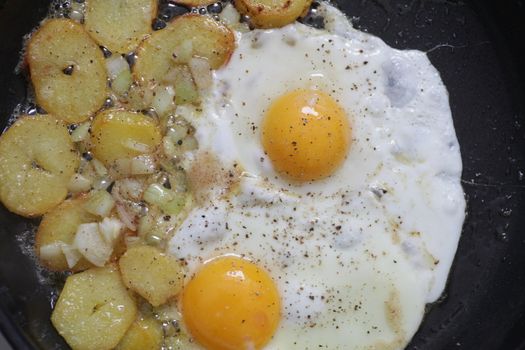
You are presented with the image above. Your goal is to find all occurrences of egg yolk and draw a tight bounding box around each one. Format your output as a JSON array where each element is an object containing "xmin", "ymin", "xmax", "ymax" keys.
[
  {"xmin": 182, "ymin": 256, "xmax": 281, "ymax": 350},
  {"xmin": 261, "ymin": 89, "xmax": 351, "ymax": 182}
]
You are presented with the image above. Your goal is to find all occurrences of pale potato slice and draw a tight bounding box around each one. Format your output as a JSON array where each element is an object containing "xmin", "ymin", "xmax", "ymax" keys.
[
  {"xmin": 119, "ymin": 245, "xmax": 184, "ymax": 307},
  {"xmin": 235, "ymin": 0, "xmax": 312, "ymax": 28},
  {"xmin": 35, "ymin": 196, "xmax": 97, "ymax": 271},
  {"xmin": 134, "ymin": 14, "xmax": 234, "ymax": 84},
  {"xmin": 0, "ymin": 115, "xmax": 79, "ymax": 217},
  {"xmin": 27, "ymin": 19, "xmax": 108, "ymax": 123},
  {"xmin": 51, "ymin": 265, "xmax": 137, "ymax": 350},
  {"xmin": 90, "ymin": 109, "xmax": 162, "ymax": 167},
  {"xmin": 116, "ymin": 316, "xmax": 163, "ymax": 350},
  {"xmin": 84, "ymin": 0, "xmax": 157, "ymax": 54}
]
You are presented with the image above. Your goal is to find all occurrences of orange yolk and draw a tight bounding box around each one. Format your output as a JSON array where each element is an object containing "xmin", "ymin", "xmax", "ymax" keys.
[
  {"xmin": 262, "ymin": 89, "xmax": 351, "ymax": 182},
  {"xmin": 182, "ymin": 256, "xmax": 281, "ymax": 350}
]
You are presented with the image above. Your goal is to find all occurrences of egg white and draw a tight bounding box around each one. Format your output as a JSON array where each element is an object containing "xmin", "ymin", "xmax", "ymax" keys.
[{"xmin": 168, "ymin": 3, "xmax": 465, "ymax": 349}]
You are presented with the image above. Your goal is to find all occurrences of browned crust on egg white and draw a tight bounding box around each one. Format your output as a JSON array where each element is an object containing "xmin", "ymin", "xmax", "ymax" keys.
[{"xmin": 234, "ymin": 0, "xmax": 313, "ymax": 28}]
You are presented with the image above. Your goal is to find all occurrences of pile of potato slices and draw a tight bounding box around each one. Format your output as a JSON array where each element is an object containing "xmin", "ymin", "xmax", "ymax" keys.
[{"xmin": 0, "ymin": 0, "xmax": 314, "ymax": 349}]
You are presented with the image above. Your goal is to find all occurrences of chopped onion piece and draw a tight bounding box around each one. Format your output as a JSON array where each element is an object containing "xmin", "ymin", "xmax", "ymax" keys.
[
  {"xmin": 143, "ymin": 183, "xmax": 187, "ymax": 215},
  {"xmin": 98, "ymin": 217, "xmax": 123, "ymax": 245},
  {"xmin": 152, "ymin": 85, "xmax": 176, "ymax": 117},
  {"xmin": 112, "ymin": 69, "xmax": 133, "ymax": 95},
  {"xmin": 130, "ymin": 154, "xmax": 157, "ymax": 175},
  {"xmin": 68, "ymin": 173, "xmax": 92, "ymax": 193},
  {"xmin": 114, "ymin": 158, "xmax": 132, "ymax": 176},
  {"xmin": 123, "ymin": 139, "xmax": 152, "ymax": 153},
  {"xmin": 71, "ymin": 122, "xmax": 91, "ymax": 142},
  {"xmin": 61, "ymin": 244, "xmax": 82, "ymax": 269},
  {"xmin": 74, "ymin": 223, "xmax": 112, "ymax": 267},
  {"xmin": 116, "ymin": 204, "xmax": 137, "ymax": 231},
  {"xmin": 91, "ymin": 158, "xmax": 108, "ymax": 177},
  {"xmin": 106, "ymin": 55, "xmax": 129, "ymax": 80},
  {"xmin": 40, "ymin": 243, "xmax": 64, "ymax": 262},
  {"xmin": 220, "ymin": 3, "xmax": 241, "ymax": 26},
  {"xmin": 83, "ymin": 190, "xmax": 115, "ymax": 217},
  {"xmin": 117, "ymin": 178, "xmax": 144, "ymax": 201},
  {"xmin": 143, "ymin": 184, "xmax": 170, "ymax": 206},
  {"xmin": 92, "ymin": 176, "xmax": 113, "ymax": 191},
  {"xmin": 163, "ymin": 137, "xmax": 180, "ymax": 159},
  {"xmin": 189, "ymin": 57, "xmax": 213, "ymax": 90}
]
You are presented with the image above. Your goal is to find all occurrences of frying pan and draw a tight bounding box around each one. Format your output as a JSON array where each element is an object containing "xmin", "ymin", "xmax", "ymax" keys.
[{"xmin": 1, "ymin": 0, "xmax": 524, "ymax": 349}]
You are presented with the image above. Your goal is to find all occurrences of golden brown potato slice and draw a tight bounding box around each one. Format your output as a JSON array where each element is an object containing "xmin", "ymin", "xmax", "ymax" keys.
[
  {"xmin": 27, "ymin": 19, "xmax": 108, "ymax": 123},
  {"xmin": 51, "ymin": 265, "xmax": 137, "ymax": 350},
  {"xmin": 235, "ymin": 0, "xmax": 312, "ymax": 28},
  {"xmin": 0, "ymin": 115, "xmax": 79, "ymax": 217},
  {"xmin": 35, "ymin": 196, "xmax": 97, "ymax": 271},
  {"xmin": 84, "ymin": 0, "xmax": 157, "ymax": 54},
  {"xmin": 133, "ymin": 14, "xmax": 234, "ymax": 84},
  {"xmin": 119, "ymin": 245, "xmax": 184, "ymax": 307},
  {"xmin": 90, "ymin": 109, "xmax": 162, "ymax": 167},
  {"xmin": 116, "ymin": 316, "xmax": 163, "ymax": 350}
]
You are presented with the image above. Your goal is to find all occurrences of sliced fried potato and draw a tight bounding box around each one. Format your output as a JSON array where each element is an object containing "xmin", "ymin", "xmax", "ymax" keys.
[
  {"xmin": 235, "ymin": 0, "xmax": 312, "ymax": 28},
  {"xmin": 116, "ymin": 316, "xmax": 163, "ymax": 350},
  {"xmin": 119, "ymin": 245, "xmax": 184, "ymax": 307},
  {"xmin": 35, "ymin": 196, "xmax": 97, "ymax": 271},
  {"xmin": 51, "ymin": 265, "xmax": 137, "ymax": 350},
  {"xmin": 84, "ymin": 0, "xmax": 157, "ymax": 54},
  {"xmin": 90, "ymin": 109, "xmax": 162, "ymax": 167},
  {"xmin": 27, "ymin": 19, "xmax": 108, "ymax": 123},
  {"xmin": 0, "ymin": 115, "xmax": 79, "ymax": 217},
  {"xmin": 134, "ymin": 14, "xmax": 234, "ymax": 84}
]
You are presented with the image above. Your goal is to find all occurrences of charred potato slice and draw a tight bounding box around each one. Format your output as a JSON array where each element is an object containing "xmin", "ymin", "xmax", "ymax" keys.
[
  {"xmin": 90, "ymin": 109, "xmax": 162, "ymax": 167},
  {"xmin": 84, "ymin": 0, "xmax": 157, "ymax": 54},
  {"xmin": 35, "ymin": 196, "xmax": 97, "ymax": 271},
  {"xmin": 119, "ymin": 245, "xmax": 184, "ymax": 307},
  {"xmin": 51, "ymin": 265, "xmax": 137, "ymax": 350},
  {"xmin": 116, "ymin": 316, "xmax": 163, "ymax": 350},
  {"xmin": 0, "ymin": 115, "xmax": 79, "ymax": 217},
  {"xmin": 27, "ymin": 19, "xmax": 107, "ymax": 123},
  {"xmin": 235, "ymin": 0, "xmax": 312, "ymax": 28},
  {"xmin": 134, "ymin": 14, "xmax": 234, "ymax": 84}
]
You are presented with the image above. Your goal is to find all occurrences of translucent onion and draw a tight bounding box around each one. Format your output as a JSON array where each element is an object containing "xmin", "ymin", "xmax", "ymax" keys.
[
  {"xmin": 73, "ymin": 223, "xmax": 112, "ymax": 267},
  {"xmin": 112, "ymin": 69, "xmax": 133, "ymax": 95},
  {"xmin": 70, "ymin": 122, "xmax": 91, "ymax": 142},
  {"xmin": 68, "ymin": 173, "xmax": 93, "ymax": 193},
  {"xmin": 116, "ymin": 204, "xmax": 137, "ymax": 231},
  {"xmin": 91, "ymin": 158, "xmax": 108, "ymax": 177},
  {"xmin": 98, "ymin": 217, "xmax": 124, "ymax": 245},
  {"xmin": 220, "ymin": 3, "xmax": 241, "ymax": 26},
  {"xmin": 130, "ymin": 154, "xmax": 158, "ymax": 175},
  {"xmin": 39, "ymin": 243, "xmax": 63, "ymax": 262},
  {"xmin": 83, "ymin": 190, "xmax": 116, "ymax": 217},
  {"xmin": 61, "ymin": 244, "xmax": 82, "ymax": 269},
  {"xmin": 106, "ymin": 55, "xmax": 129, "ymax": 80},
  {"xmin": 123, "ymin": 139, "xmax": 152, "ymax": 153},
  {"xmin": 189, "ymin": 57, "xmax": 213, "ymax": 90},
  {"xmin": 152, "ymin": 85, "xmax": 176, "ymax": 117}
]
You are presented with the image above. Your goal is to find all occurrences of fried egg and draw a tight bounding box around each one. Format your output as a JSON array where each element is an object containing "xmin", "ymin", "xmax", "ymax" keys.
[{"xmin": 168, "ymin": 3, "xmax": 465, "ymax": 349}]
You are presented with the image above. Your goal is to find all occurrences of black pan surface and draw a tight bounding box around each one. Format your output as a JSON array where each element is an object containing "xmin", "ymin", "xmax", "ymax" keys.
[{"xmin": 1, "ymin": 0, "xmax": 524, "ymax": 349}]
